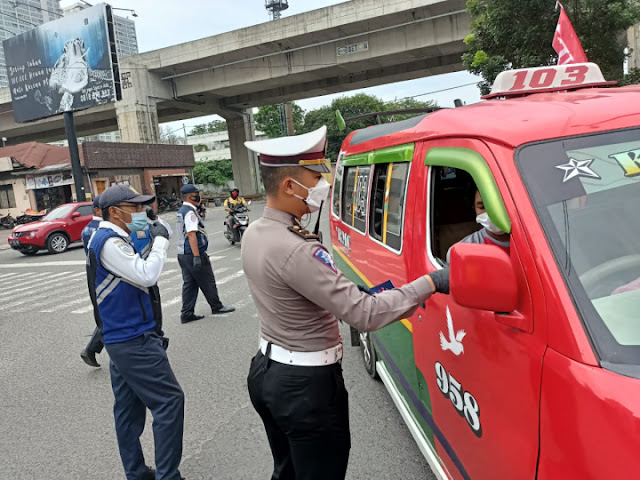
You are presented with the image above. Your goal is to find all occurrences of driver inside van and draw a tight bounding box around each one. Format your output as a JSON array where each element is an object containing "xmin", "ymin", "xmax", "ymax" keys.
[{"xmin": 446, "ymin": 188, "xmax": 511, "ymax": 263}]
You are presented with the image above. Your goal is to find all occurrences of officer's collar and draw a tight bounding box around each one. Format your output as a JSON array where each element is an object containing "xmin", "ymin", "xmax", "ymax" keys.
[
  {"xmin": 263, "ymin": 207, "xmax": 296, "ymax": 226},
  {"xmin": 98, "ymin": 220, "xmax": 129, "ymax": 238},
  {"xmin": 184, "ymin": 202, "xmax": 198, "ymax": 211}
]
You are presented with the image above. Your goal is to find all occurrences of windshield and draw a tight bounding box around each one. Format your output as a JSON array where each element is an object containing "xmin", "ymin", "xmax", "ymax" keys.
[
  {"xmin": 44, "ymin": 205, "xmax": 74, "ymax": 221},
  {"xmin": 517, "ymin": 128, "xmax": 640, "ymax": 375}
]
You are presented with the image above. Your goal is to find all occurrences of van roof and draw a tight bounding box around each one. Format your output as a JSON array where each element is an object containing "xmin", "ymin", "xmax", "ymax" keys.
[{"xmin": 341, "ymin": 85, "xmax": 640, "ymax": 154}]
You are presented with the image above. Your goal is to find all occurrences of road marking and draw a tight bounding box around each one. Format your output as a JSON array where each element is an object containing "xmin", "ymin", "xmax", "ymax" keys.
[
  {"xmin": 0, "ymin": 272, "xmax": 63, "ymax": 295},
  {"xmin": 213, "ymin": 246, "xmax": 237, "ymax": 255},
  {"xmin": 207, "ymin": 230, "xmax": 223, "ymax": 237},
  {"xmin": 0, "ymin": 272, "xmax": 84, "ymax": 301},
  {"xmin": 71, "ymin": 304, "xmax": 94, "ymax": 315},
  {"xmin": 40, "ymin": 295, "xmax": 90, "ymax": 313},
  {"xmin": 161, "ymin": 269, "xmax": 179, "ymax": 276},
  {"xmin": 0, "ymin": 271, "xmax": 45, "ymax": 285},
  {"xmin": 216, "ymin": 270, "xmax": 245, "ymax": 285},
  {"xmin": 0, "ymin": 261, "xmax": 85, "ymax": 268}
]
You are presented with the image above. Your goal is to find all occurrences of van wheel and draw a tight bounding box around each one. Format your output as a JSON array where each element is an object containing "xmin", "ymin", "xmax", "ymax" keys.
[
  {"xmin": 47, "ymin": 233, "xmax": 68, "ymax": 254},
  {"xmin": 360, "ymin": 331, "xmax": 379, "ymax": 379}
]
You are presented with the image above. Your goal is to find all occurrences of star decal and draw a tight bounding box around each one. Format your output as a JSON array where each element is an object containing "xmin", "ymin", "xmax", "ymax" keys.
[{"xmin": 556, "ymin": 158, "xmax": 601, "ymax": 183}]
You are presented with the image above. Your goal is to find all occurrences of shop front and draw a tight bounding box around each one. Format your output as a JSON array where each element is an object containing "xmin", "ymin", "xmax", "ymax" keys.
[{"xmin": 26, "ymin": 171, "xmax": 75, "ymax": 211}]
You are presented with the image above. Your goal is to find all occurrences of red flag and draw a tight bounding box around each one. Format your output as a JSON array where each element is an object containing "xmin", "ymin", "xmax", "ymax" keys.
[{"xmin": 553, "ymin": 3, "xmax": 588, "ymax": 65}]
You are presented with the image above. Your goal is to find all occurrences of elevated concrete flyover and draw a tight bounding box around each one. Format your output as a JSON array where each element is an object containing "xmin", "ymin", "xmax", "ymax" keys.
[{"xmin": 0, "ymin": 0, "xmax": 470, "ymax": 194}]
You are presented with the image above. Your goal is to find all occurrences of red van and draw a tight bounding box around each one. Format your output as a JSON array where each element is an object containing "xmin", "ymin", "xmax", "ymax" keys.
[{"xmin": 329, "ymin": 63, "xmax": 640, "ymax": 479}]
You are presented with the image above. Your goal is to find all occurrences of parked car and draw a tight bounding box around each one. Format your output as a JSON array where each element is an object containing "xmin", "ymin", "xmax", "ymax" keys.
[{"xmin": 8, "ymin": 202, "xmax": 94, "ymax": 255}]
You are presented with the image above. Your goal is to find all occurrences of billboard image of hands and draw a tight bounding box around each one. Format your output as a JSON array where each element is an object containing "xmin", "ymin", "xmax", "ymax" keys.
[{"xmin": 2, "ymin": 3, "xmax": 119, "ymax": 123}]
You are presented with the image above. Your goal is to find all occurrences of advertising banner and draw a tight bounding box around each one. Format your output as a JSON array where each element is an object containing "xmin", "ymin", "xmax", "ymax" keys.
[
  {"xmin": 3, "ymin": 4, "xmax": 119, "ymax": 123},
  {"xmin": 26, "ymin": 173, "xmax": 75, "ymax": 190}
]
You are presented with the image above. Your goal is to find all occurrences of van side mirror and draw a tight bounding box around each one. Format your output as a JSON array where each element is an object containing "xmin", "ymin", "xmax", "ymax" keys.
[{"xmin": 449, "ymin": 243, "xmax": 518, "ymax": 313}]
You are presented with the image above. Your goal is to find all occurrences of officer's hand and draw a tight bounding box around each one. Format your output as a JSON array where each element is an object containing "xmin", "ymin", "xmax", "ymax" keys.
[
  {"xmin": 357, "ymin": 284, "xmax": 373, "ymax": 295},
  {"xmin": 146, "ymin": 206, "xmax": 158, "ymax": 221},
  {"xmin": 428, "ymin": 267, "xmax": 450, "ymax": 294},
  {"xmin": 193, "ymin": 256, "xmax": 202, "ymax": 272},
  {"xmin": 149, "ymin": 221, "xmax": 170, "ymax": 240}
]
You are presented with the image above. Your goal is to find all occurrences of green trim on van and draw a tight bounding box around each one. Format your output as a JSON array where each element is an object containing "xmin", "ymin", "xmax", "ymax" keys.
[
  {"xmin": 425, "ymin": 147, "xmax": 512, "ymax": 234},
  {"xmin": 342, "ymin": 144, "xmax": 414, "ymax": 167}
]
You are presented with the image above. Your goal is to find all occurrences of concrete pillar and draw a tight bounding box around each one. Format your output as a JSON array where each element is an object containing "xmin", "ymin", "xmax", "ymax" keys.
[
  {"xmin": 629, "ymin": 24, "xmax": 640, "ymax": 70},
  {"xmin": 116, "ymin": 100, "xmax": 160, "ymax": 144},
  {"xmin": 223, "ymin": 110, "xmax": 260, "ymax": 195}
]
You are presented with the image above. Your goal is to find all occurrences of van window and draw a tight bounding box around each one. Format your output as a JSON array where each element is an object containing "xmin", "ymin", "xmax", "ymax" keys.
[
  {"xmin": 370, "ymin": 163, "xmax": 409, "ymax": 250},
  {"xmin": 341, "ymin": 165, "xmax": 371, "ymax": 233},
  {"xmin": 332, "ymin": 162, "xmax": 343, "ymax": 217},
  {"xmin": 429, "ymin": 166, "xmax": 478, "ymax": 263}
]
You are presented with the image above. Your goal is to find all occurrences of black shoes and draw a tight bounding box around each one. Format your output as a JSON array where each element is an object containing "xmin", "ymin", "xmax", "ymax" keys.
[
  {"xmin": 80, "ymin": 348, "xmax": 100, "ymax": 368},
  {"xmin": 140, "ymin": 467, "xmax": 156, "ymax": 480},
  {"xmin": 212, "ymin": 305, "xmax": 235, "ymax": 315},
  {"xmin": 181, "ymin": 313, "xmax": 205, "ymax": 324}
]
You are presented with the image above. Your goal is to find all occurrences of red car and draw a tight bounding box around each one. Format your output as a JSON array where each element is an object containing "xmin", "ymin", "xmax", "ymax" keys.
[{"xmin": 9, "ymin": 202, "xmax": 94, "ymax": 255}]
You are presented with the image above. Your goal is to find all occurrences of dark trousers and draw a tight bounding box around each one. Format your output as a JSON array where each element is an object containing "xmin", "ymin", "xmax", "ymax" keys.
[
  {"xmin": 86, "ymin": 286, "xmax": 163, "ymax": 354},
  {"xmin": 178, "ymin": 253, "xmax": 222, "ymax": 319},
  {"xmin": 106, "ymin": 331, "xmax": 184, "ymax": 480},
  {"xmin": 247, "ymin": 348, "xmax": 351, "ymax": 480}
]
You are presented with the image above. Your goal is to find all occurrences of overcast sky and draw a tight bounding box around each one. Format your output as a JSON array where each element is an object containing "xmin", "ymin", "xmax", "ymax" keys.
[{"xmin": 61, "ymin": 0, "xmax": 482, "ymax": 135}]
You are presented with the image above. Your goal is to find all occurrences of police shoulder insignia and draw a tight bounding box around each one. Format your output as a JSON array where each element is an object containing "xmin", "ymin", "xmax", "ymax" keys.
[
  {"xmin": 113, "ymin": 238, "xmax": 135, "ymax": 256},
  {"xmin": 288, "ymin": 225, "xmax": 320, "ymax": 242},
  {"xmin": 313, "ymin": 247, "xmax": 337, "ymax": 273},
  {"xmin": 135, "ymin": 230, "xmax": 147, "ymax": 239}
]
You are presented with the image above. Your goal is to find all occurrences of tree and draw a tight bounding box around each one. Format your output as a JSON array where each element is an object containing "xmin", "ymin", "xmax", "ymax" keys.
[
  {"xmin": 383, "ymin": 97, "xmax": 439, "ymax": 121},
  {"xmin": 301, "ymin": 94, "xmax": 437, "ymax": 161},
  {"xmin": 254, "ymin": 102, "xmax": 304, "ymax": 138},
  {"xmin": 621, "ymin": 67, "xmax": 640, "ymax": 85},
  {"xmin": 463, "ymin": 0, "xmax": 640, "ymax": 94},
  {"xmin": 188, "ymin": 119, "xmax": 227, "ymax": 136},
  {"xmin": 193, "ymin": 160, "xmax": 234, "ymax": 185},
  {"xmin": 159, "ymin": 125, "xmax": 185, "ymax": 145}
]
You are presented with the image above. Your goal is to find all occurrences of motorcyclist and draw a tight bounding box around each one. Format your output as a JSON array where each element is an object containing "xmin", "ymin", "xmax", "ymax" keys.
[{"xmin": 224, "ymin": 186, "xmax": 248, "ymax": 230}]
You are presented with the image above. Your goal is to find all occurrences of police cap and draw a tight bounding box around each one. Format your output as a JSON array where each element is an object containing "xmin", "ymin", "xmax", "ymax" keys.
[
  {"xmin": 99, "ymin": 185, "xmax": 155, "ymax": 210},
  {"xmin": 180, "ymin": 184, "xmax": 203, "ymax": 195}
]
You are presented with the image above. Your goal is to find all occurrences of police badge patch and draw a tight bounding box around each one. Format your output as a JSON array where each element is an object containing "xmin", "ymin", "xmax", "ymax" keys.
[
  {"xmin": 113, "ymin": 239, "xmax": 135, "ymax": 256},
  {"xmin": 313, "ymin": 248, "xmax": 337, "ymax": 273}
]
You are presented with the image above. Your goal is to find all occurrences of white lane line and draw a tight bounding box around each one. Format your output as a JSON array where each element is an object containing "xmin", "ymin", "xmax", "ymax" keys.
[
  {"xmin": 207, "ymin": 230, "xmax": 223, "ymax": 237},
  {"xmin": 39, "ymin": 295, "xmax": 89, "ymax": 313},
  {"xmin": 163, "ymin": 296, "xmax": 182, "ymax": 307},
  {"xmin": 0, "ymin": 272, "xmax": 23, "ymax": 281},
  {"xmin": 0, "ymin": 272, "xmax": 65, "ymax": 296},
  {"xmin": 0, "ymin": 272, "xmax": 84, "ymax": 301},
  {"xmin": 0, "ymin": 261, "xmax": 85, "ymax": 268},
  {"xmin": 212, "ymin": 246, "xmax": 237, "ymax": 255},
  {"xmin": 4, "ymin": 299, "xmax": 29, "ymax": 309},
  {"xmin": 71, "ymin": 304, "xmax": 94, "ymax": 315},
  {"xmin": 217, "ymin": 270, "xmax": 245, "ymax": 285},
  {"xmin": 0, "ymin": 271, "xmax": 53, "ymax": 289},
  {"xmin": 161, "ymin": 269, "xmax": 179, "ymax": 276}
]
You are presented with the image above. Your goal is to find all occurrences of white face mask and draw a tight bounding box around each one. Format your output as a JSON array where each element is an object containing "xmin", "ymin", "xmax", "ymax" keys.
[
  {"xmin": 476, "ymin": 212, "xmax": 505, "ymax": 235},
  {"xmin": 291, "ymin": 177, "xmax": 331, "ymax": 213}
]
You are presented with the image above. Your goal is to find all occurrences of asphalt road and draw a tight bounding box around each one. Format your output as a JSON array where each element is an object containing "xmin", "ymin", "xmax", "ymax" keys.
[{"xmin": 0, "ymin": 202, "xmax": 434, "ymax": 480}]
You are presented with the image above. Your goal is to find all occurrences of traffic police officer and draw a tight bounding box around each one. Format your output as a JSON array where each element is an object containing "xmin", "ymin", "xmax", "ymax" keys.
[
  {"xmin": 177, "ymin": 184, "xmax": 235, "ymax": 323},
  {"xmin": 242, "ymin": 126, "xmax": 450, "ymax": 479},
  {"xmin": 87, "ymin": 185, "xmax": 184, "ymax": 480}
]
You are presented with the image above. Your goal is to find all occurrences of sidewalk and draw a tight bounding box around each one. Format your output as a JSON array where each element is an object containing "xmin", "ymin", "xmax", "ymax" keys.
[{"xmin": 0, "ymin": 227, "xmax": 11, "ymax": 250}]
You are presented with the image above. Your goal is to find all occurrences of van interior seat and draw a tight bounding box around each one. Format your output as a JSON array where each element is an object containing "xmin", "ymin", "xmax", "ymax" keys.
[{"xmin": 438, "ymin": 222, "xmax": 481, "ymax": 261}]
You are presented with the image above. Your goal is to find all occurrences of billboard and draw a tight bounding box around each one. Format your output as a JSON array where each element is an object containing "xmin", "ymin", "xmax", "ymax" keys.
[{"xmin": 2, "ymin": 4, "xmax": 121, "ymax": 123}]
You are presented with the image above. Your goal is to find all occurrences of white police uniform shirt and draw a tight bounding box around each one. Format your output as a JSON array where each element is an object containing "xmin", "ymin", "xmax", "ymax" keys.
[
  {"xmin": 182, "ymin": 202, "xmax": 200, "ymax": 234},
  {"xmin": 90, "ymin": 221, "xmax": 169, "ymax": 288}
]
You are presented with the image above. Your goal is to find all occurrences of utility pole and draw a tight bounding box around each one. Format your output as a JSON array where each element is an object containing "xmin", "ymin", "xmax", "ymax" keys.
[
  {"xmin": 284, "ymin": 102, "xmax": 295, "ymax": 135},
  {"xmin": 183, "ymin": 123, "xmax": 188, "ymax": 144},
  {"xmin": 64, "ymin": 112, "xmax": 87, "ymax": 202}
]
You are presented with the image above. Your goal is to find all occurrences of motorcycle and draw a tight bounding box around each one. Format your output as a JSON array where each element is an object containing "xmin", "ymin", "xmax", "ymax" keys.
[
  {"xmin": 0, "ymin": 211, "xmax": 16, "ymax": 229},
  {"xmin": 158, "ymin": 196, "xmax": 183, "ymax": 213},
  {"xmin": 224, "ymin": 201, "xmax": 251, "ymax": 245},
  {"xmin": 197, "ymin": 203, "xmax": 206, "ymax": 220},
  {"xmin": 16, "ymin": 209, "xmax": 47, "ymax": 225}
]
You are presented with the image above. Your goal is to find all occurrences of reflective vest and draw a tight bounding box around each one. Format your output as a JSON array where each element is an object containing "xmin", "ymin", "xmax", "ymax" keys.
[
  {"xmin": 177, "ymin": 204, "xmax": 208, "ymax": 255},
  {"xmin": 81, "ymin": 218, "xmax": 101, "ymax": 253},
  {"xmin": 87, "ymin": 228, "xmax": 156, "ymax": 344}
]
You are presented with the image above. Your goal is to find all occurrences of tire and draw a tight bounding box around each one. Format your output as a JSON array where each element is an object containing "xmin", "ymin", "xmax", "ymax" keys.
[
  {"xmin": 359, "ymin": 331, "xmax": 379, "ymax": 379},
  {"xmin": 46, "ymin": 232, "xmax": 69, "ymax": 254}
]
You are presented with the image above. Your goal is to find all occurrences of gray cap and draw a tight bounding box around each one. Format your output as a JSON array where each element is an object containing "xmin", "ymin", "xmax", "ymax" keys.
[{"xmin": 99, "ymin": 184, "xmax": 155, "ymax": 210}]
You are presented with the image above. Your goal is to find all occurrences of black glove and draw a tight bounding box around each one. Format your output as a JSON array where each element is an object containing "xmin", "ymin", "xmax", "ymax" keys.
[
  {"xmin": 193, "ymin": 255, "xmax": 202, "ymax": 272},
  {"xmin": 428, "ymin": 267, "xmax": 450, "ymax": 295},
  {"xmin": 357, "ymin": 285, "xmax": 373, "ymax": 295},
  {"xmin": 146, "ymin": 206, "xmax": 158, "ymax": 221},
  {"xmin": 149, "ymin": 221, "xmax": 169, "ymax": 240}
]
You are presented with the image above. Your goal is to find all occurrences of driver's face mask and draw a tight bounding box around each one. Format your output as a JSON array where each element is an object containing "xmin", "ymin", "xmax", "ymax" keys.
[
  {"xmin": 476, "ymin": 212, "xmax": 505, "ymax": 235},
  {"xmin": 291, "ymin": 177, "xmax": 331, "ymax": 213}
]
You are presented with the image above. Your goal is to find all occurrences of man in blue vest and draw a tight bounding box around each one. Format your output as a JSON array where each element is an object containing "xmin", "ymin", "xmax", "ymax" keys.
[
  {"xmin": 177, "ymin": 184, "xmax": 234, "ymax": 323},
  {"xmin": 87, "ymin": 185, "xmax": 184, "ymax": 480},
  {"xmin": 81, "ymin": 199, "xmax": 170, "ymax": 368}
]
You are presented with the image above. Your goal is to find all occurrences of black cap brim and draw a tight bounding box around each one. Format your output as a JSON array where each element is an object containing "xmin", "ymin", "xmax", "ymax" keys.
[{"xmin": 304, "ymin": 164, "xmax": 330, "ymax": 173}]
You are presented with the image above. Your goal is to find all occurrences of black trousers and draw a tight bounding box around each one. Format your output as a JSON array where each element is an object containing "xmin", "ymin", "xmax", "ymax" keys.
[
  {"xmin": 178, "ymin": 253, "xmax": 222, "ymax": 319},
  {"xmin": 247, "ymin": 347, "xmax": 351, "ymax": 480},
  {"xmin": 86, "ymin": 286, "xmax": 163, "ymax": 354}
]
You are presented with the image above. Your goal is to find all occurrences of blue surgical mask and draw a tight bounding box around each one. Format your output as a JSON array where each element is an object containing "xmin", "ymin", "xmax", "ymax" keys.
[{"xmin": 125, "ymin": 211, "xmax": 149, "ymax": 232}]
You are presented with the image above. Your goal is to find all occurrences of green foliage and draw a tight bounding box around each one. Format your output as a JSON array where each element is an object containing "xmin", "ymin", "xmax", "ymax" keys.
[
  {"xmin": 463, "ymin": 0, "xmax": 640, "ymax": 94},
  {"xmin": 188, "ymin": 120, "xmax": 228, "ymax": 136},
  {"xmin": 254, "ymin": 103, "xmax": 305, "ymax": 138},
  {"xmin": 193, "ymin": 160, "xmax": 234, "ymax": 185},
  {"xmin": 621, "ymin": 67, "xmax": 640, "ymax": 85},
  {"xmin": 301, "ymin": 94, "xmax": 437, "ymax": 161}
]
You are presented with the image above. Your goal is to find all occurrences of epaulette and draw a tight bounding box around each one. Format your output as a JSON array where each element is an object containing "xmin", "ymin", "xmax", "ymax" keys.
[{"xmin": 288, "ymin": 225, "xmax": 320, "ymax": 242}]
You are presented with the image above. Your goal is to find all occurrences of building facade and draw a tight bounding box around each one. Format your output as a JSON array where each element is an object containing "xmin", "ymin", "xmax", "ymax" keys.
[{"xmin": 186, "ymin": 130, "xmax": 267, "ymax": 162}]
